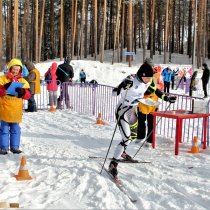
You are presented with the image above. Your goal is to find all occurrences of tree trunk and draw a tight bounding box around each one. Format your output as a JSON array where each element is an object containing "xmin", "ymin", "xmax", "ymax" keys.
[
  {"xmin": 79, "ymin": 0, "xmax": 85, "ymax": 59},
  {"xmin": 157, "ymin": 0, "xmax": 162, "ymax": 55},
  {"xmin": 50, "ymin": 0, "xmax": 55, "ymax": 58},
  {"xmin": 100, "ymin": 0, "xmax": 107, "ymax": 63},
  {"xmin": 39, "ymin": 0, "xmax": 45, "ymax": 62},
  {"xmin": 84, "ymin": 0, "xmax": 88, "ymax": 58},
  {"xmin": 150, "ymin": 0, "xmax": 155, "ymax": 59},
  {"xmin": 202, "ymin": 0, "xmax": 207, "ymax": 62},
  {"xmin": 60, "ymin": 0, "xmax": 64, "ymax": 60},
  {"xmin": 164, "ymin": 0, "xmax": 169, "ymax": 64},
  {"xmin": 34, "ymin": 0, "xmax": 38, "ymax": 63},
  {"xmin": 112, "ymin": 0, "xmax": 121, "ymax": 64},
  {"xmin": 187, "ymin": 1, "xmax": 192, "ymax": 58},
  {"xmin": 12, "ymin": 0, "xmax": 18, "ymax": 58},
  {"xmin": 120, "ymin": 2, "xmax": 125, "ymax": 62},
  {"xmin": 143, "ymin": 0, "xmax": 147, "ymax": 61},
  {"xmin": 127, "ymin": 0, "xmax": 132, "ymax": 67},
  {"xmin": 181, "ymin": 1, "xmax": 185, "ymax": 54},
  {"xmin": 94, "ymin": 0, "xmax": 97, "ymax": 60}
]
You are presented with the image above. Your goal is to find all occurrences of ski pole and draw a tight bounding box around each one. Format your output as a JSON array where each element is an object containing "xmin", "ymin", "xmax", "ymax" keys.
[
  {"xmin": 100, "ymin": 89, "xmax": 129, "ymax": 174},
  {"xmin": 133, "ymin": 102, "xmax": 172, "ymax": 158}
]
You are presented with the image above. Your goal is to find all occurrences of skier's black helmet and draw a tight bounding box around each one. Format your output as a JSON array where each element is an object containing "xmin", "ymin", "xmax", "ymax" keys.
[{"xmin": 137, "ymin": 63, "xmax": 154, "ymax": 80}]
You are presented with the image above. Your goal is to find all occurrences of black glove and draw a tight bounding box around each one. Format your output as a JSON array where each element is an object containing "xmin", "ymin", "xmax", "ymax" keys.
[
  {"xmin": 122, "ymin": 79, "xmax": 133, "ymax": 89},
  {"xmin": 163, "ymin": 96, "xmax": 177, "ymax": 103},
  {"xmin": 15, "ymin": 88, "xmax": 26, "ymax": 98},
  {"xmin": 4, "ymin": 82, "xmax": 12, "ymax": 90}
]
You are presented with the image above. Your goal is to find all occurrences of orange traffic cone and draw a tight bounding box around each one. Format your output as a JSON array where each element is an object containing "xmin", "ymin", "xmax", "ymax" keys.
[
  {"xmin": 15, "ymin": 156, "xmax": 32, "ymax": 181},
  {"xmin": 189, "ymin": 136, "xmax": 200, "ymax": 154},
  {"xmin": 49, "ymin": 101, "xmax": 56, "ymax": 112},
  {"xmin": 96, "ymin": 113, "xmax": 105, "ymax": 125}
]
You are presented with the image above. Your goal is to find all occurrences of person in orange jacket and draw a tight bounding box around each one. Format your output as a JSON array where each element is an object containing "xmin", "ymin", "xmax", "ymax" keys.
[
  {"xmin": 0, "ymin": 58, "xmax": 31, "ymax": 155},
  {"xmin": 24, "ymin": 61, "xmax": 41, "ymax": 112}
]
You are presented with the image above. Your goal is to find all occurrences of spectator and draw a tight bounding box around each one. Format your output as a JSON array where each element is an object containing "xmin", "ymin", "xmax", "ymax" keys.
[
  {"xmin": 56, "ymin": 56, "xmax": 74, "ymax": 109},
  {"xmin": 136, "ymin": 79, "xmax": 176, "ymax": 147},
  {"xmin": 0, "ymin": 58, "xmax": 31, "ymax": 155},
  {"xmin": 79, "ymin": 69, "xmax": 86, "ymax": 84},
  {"xmin": 89, "ymin": 79, "xmax": 98, "ymax": 87},
  {"xmin": 171, "ymin": 67, "xmax": 179, "ymax": 90},
  {"xmin": 161, "ymin": 66, "xmax": 176, "ymax": 93},
  {"xmin": 189, "ymin": 71, "xmax": 198, "ymax": 97},
  {"xmin": 44, "ymin": 62, "xmax": 58, "ymax": 108},
  {"xmin": 201, "ymin": 63, "xmax": 210, "ymax": 98},
  {"xmin": 24, "ymin": 61, "xmax": 41, "ymax": 112}
]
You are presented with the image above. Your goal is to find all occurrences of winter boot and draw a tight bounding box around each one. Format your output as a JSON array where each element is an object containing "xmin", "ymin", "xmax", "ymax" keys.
[
  {"xmin": 0, "ymin": 148, "xmax": 8, "ymax": 155},
  {"xmin": 10, "ymin": 148, "xmax": 22, "ymax": 154},
  {"xmin": 57, "ymin": 100, "xmax": 62, "ymax": 109},
  {"xmin": 108, "ymin": 158, "xmax": 118, "ymax": 178},
  {"xmin": 121, "ymin": 151, "xmax": 137, "ymax": 162}
]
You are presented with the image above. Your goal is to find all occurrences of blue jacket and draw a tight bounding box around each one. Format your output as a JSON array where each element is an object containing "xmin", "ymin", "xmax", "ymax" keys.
[
  {"xmin": 80, "ymin": 72, "xmax": 86, "ymax": 79},
  {"xmin": 161, "ymin": 68, "xmax": 176, "ymax": 82}
]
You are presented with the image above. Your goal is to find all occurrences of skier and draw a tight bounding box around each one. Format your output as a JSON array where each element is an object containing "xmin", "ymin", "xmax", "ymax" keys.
[{"xmin": 108, "ymin": 63, "xmax": 154, "ymax": 178}]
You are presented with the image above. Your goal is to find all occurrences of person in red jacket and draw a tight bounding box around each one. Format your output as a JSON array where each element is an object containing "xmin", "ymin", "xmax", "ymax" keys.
[
  {"xmin": 44, "ymin": 62, "xmax": 58, "ymax": 108},
  {"xmin": 0, "ymin": 58, "xmax": 31, "ymax": 155}
]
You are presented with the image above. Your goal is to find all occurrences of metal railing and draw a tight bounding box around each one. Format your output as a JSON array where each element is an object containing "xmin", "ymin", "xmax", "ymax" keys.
[{"xmin": 25, "ymin": 81, "xmax": 210, "ymax": 146}]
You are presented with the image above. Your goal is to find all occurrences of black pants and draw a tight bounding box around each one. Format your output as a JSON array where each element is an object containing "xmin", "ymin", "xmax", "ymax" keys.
[
  {"xmin": 58, "ymin": 83, "xmax": 70, "ymax": 108},
  {"xmin": 80, "ymin": 78, "xmax": 86, "ymax": 83},
  {"xmin": 137, "ymin": 111, "xmax": 154, "ymax": 144},
  {"xmin": 202, "ymin": 81, "xmax": 208, "ymax": 97},
  {"xmin": 164, "ymin": 81, "xmax": 170, "ymax": 93},
  {"xmin": 27, "ymin": 94, "xmax": 37, "ymax": 112},
  {"xmin": 171, "ymin": 79, "xmax": 175, "ymax": 89}
]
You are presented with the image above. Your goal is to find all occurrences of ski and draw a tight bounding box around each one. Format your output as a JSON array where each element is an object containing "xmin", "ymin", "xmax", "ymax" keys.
[
  {"xmin": 89, "ymin": 156, "xmax": 151, "ymax": 163},
  {"xmin": 101, "ymin": 164, "xmax": 137, "ymax": 203}
]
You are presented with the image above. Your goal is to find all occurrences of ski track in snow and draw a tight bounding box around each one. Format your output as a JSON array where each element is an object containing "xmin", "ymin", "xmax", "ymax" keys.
[{"xmin": 0, "ymin": 110, "xmax": 210, "ymax": 209}]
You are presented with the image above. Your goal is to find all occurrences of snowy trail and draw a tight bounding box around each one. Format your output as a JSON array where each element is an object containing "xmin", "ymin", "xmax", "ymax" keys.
[{"xmin": 0, "ymin": 110, "xmax": 210, "ymax": 209}]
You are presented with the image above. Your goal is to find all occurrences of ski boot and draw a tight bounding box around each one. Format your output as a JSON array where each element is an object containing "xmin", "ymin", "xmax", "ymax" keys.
[
  {"xmin": 121, "ymin": 151, "xmax": 138, "ymax": 163},
  {"xmin": 108, "ymin": 158, "xmax": 118, "ymax": 178}
]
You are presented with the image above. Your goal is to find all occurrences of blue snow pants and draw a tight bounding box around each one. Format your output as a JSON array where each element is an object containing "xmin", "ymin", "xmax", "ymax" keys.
[{"xmin": 0, "ymin": 121, "xmax": 21, "ymax": 149}]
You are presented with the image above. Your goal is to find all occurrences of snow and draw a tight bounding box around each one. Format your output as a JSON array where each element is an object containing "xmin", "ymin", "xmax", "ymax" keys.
[{"xmin": 0, "ymin": 52, "xmax": 210, "ymax": 209}]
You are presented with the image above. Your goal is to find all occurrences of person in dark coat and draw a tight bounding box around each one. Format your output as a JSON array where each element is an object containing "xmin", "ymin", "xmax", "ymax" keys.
[
  {"xmin": 56, "ymin": 56, "xmax": 74, "ymax": 108},
  {"xmin": 201, "ymin": 63, "xmax": 210, "ymax": 98}
]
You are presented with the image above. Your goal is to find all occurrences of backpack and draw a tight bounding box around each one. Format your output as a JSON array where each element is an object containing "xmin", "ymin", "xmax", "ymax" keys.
[{"xmin": 45, "ymin": 71, "xmax": 52, "ymax": 81}]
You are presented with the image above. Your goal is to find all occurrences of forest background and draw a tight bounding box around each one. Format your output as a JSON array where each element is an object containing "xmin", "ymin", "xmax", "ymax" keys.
[{"xmin": 0, "ymin": 0, "xmax": 209, "ymax": 69}]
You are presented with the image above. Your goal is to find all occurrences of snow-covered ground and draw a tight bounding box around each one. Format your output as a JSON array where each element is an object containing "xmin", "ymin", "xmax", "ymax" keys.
[{"xmin": 0, "ymin": 51, "xmax": 210, "ymax": 209}]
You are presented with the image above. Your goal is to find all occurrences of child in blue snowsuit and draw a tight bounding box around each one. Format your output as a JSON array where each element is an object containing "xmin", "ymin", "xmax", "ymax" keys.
[{"xmin": 0, "ymin": 59, "xmax": 31, "ymax": 155}]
